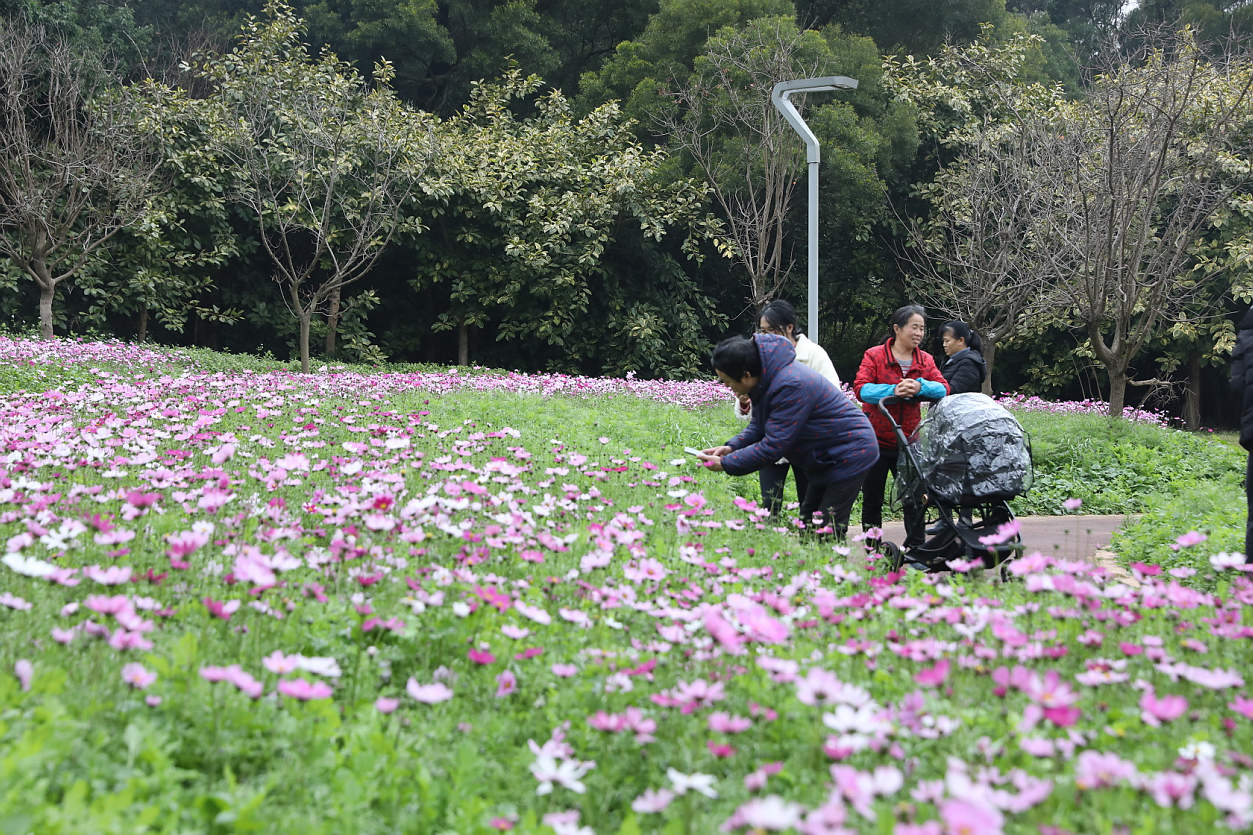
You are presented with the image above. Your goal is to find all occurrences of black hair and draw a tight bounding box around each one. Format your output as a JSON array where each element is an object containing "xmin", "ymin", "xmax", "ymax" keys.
[
  {"xmin": 886, "ymin": 304, "xmax": 927, "ymax": 341},
  {"xmin": 940, "ymin": 320, "xmax": 984, "ymax": 353},
  {"xmin": 759, "ymin": 299, "xmax": 799, "ymax": 336},
  {"xmin": 711, "ymin": 335, "xmax": 763, "ymax": 381}
]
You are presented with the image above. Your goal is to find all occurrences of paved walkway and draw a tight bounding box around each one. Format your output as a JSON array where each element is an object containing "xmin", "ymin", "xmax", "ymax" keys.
[{"xmin": 878, "ymin": 514, "xmax": 1135, "ymax": 562}]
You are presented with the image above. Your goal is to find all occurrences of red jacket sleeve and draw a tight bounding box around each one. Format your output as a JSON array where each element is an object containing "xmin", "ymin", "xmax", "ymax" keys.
[{"xmin": 853, "ymin": 348, "xmax": 880, "ymax": 401}]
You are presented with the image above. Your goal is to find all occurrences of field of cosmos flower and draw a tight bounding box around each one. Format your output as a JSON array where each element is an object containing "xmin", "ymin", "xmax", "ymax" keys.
[{"xmin": 0, "ymin": 336, "xmax": 1250, "ymax": 835}]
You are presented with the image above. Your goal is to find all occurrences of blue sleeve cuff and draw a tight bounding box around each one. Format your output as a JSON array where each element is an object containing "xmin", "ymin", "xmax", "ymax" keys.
[
  {"xmin": 858, "ymin": 383, "xmax": 896, "ymax": 403},
  {"xmin": 919, "ymin": 380, "xmax": 947, "ymax": 399}
]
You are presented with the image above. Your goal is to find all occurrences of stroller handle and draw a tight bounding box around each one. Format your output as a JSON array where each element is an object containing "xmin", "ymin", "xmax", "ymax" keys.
[{"xmin": 876, "ymin": 394, "xmax": 942, "ymax": 415}]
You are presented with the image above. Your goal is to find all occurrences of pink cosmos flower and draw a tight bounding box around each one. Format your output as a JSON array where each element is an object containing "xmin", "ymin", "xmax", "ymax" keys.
[
  {"xmin": 1024, "ymin": 670, "xmax": 1079, "ymax": 708},
  {"xmin": 501, "ymin": 624, "xmax": 530, "ymax": 640},
  {"xmin": 630, "ymin": 787, "xmax": 675, "ymax": 813},
  {"xmin": 145, "ymin": 695, "xmax": 163, "ymax": 707},
  {"xmin": 495, "ymin": 670, "xmax": 518, "ymax": 698},
  {"xmin": 262, "ymin": 651, "xmax": 305, "ymax": 675},
  {"xmin": 1073, "ymin": 750, "xmax": 1137, "ymax": 789},
  {"xmin": 121, "ymin": 663, "xmax": 157, "ymax": 689},
  {"xmin": 277, "ymin": 677, "xmax": 333, "ymax": 700},
  {"xmin": 14, "ymin": 659, "xmax": 32, "ymax": 692},
  {"xmin": 744, "ymin": 762, "xmax": 784, "ymax": 792},
  {"xmin": 551, "ymin": 663, "xmax": 578, "ymax": 678},
  {"xmin": 939, "ymin": 798, "xmax": 1003, "ymax": 835},
  {"xmin": 202, "ymin": 597, "xmax": 241, "ymax": 621},
  {"xmin": 108, "ymin": 629, "xmax": 154, "ymax": 651},
  {"xmin": 1062, "ymin": 497, "xmax": 1083, "ymax": 511},
  {"xmin": 704, "ymin": 607, "xmax": 746, "ymax": 655},
  {"xmin": 722, "ymin": 795, "xmax": 805, "ymax": 831},
  {"xmin": 706, "ymin": 740, "xmax": 736, "ymax": 758},
  {"xmin": 1171, "ymin": 530, "xmax": 1207, "ymax": 550},
  {"xmin": 406, "ymin": 678, "xmax": 454, "ymax": 704},
  {"xmin": 1229, "ymin": 696, "xmax": 1253, "ymax": 719},
  {"xmin": 915, "ymin": 659, "xmax": 950, "ymax": 687},
  {"xmin": 50, "ymin": 627, "xmax": 76, "ymax": 644},
  {"xmin": 708, "ymin": 711, "xmax": 752, "ymax": 734},
  {"xmin": 1144, "ymin": 771, "xmax": 1198, "ymax": 809},
  {"xmin": 375, "ymin": 697, "xmax": 400, "ymax": 714},
  {"xmin": 468, "ymin": 648, "xmax": 496, "ymax": 665},
  {"xmin": 1140, "ymin": 690, "xmax": 1188, "ymax": 726}
]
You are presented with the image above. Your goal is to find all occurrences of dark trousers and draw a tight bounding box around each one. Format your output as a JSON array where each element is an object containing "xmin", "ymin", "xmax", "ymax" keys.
[
  {"xmin": 759, "ymin": 461, "xmax": 810, "ymax": 517},
  {"xmin": 1246, "ymin": 451, "xmax": 1252, "ymax": 562},
  {"xmin": 860, "ymin": 446, "xmax": 926, "ymax": 548},
  {"xmin": 799, "ymin": 470, "xmax": 869, "ymax": 540}
]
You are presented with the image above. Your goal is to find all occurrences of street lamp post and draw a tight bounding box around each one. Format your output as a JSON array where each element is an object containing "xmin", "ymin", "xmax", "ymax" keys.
[{"xmin": 770, "ymin": 75, "xmax": 858, "ymax": 345}]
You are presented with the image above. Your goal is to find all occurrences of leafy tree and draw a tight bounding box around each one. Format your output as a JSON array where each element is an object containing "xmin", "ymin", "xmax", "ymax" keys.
[
  {"xmin": 190, "ymin": 2, "xmax": 435, "ymax": 372},
  {"xmin": 0, "ymin": 20, "xmax": 164, "ymax": 339},
  {"xmin": 794, "ymin": 0, "xmax": 1008, "ymax": 56},
  {"xmin": 412, "ymin": 69, "xmax": 724, "ymax": 374}
]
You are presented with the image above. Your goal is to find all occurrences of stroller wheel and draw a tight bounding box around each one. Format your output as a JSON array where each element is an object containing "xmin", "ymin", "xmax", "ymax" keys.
[{"xmin": 881, "ymin": 541, "xmax": 905, "ymax": 572}]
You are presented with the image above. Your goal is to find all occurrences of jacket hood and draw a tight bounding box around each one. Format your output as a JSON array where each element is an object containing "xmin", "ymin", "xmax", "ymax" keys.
[
  {"xmin": 750, "ymin": 334, "xmax": 797, "ymax": 397},
  {"xmin": 1242, "ymin": 305, "xmax": 1253, "ymax": 331}
]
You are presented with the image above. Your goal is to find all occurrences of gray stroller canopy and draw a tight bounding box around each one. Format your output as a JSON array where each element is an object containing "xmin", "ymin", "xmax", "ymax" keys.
[{"xmin": 911, "ymin": 393, "xmax": 1034, "ymax": 504}]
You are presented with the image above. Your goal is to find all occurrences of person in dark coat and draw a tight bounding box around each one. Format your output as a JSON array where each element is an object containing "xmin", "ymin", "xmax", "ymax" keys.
[
  {"xmin": 939, "ymin": 321, "xmax": 988, "ymax": 395},
  {"xmin": 700, "ymin": 334, "xmax": 879, "ymax": 539},
  {"xmin": 1230, "ymin": 304, "xmax": 1253, "ymax": 562}
]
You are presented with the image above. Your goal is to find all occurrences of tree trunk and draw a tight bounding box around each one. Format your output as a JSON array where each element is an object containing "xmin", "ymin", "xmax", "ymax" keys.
[
  {"xmin": 1108, "ymin": 369, "xmax": 1128, "ymax": 417},
  {"xmin": 981, "ymin": 338, "xmax": 997, "ymax": 396},
  {"xmin": 1184, "ymin": 351, "xmax": 1202, "ymax": 430},
  {"xmin": 136, "ymin": 308, "xmax": 148, "ymax": 343},
  {"xmin": 37, "ymin": 280, "xmax": 54, "ymax": 340},
  {"xmin": 457, "ymin": 319, "xmax": 468, "ymax": 366},
  {"xmin": 298, "ymin": 310, "xmax": 312, "ymax": 374},
  {"xmin": 324, "ymin": 285, "xmax": 341, "ymax": 357}
]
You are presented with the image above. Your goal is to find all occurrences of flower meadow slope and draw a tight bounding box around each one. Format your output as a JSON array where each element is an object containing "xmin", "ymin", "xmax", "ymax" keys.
[{"xmin": 0, "ymin": 337, "xmax": 1250, "ymax": 835}]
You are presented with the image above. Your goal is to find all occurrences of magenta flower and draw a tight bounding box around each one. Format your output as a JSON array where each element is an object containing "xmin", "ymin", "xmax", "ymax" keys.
[
  {"xmin": 406, "ymin": 677, "xmax": 453, "ymax": 704},
  {"xmin": 202, "ymin": 597, "xmax": 241, "ymax": 621},
  {"xmin": 468, "ymin": 648, "xmax": 496, "ymax": 665},
  {"xmin": 1061, "ymin": 497, "xmax": 1083, "ymax": 511},
  {"xmin": 914, "ymin": 659, "xmax": 950, "ymax": 688},
  {"xmin": 277, "ymin": 678, "xmax": 333, "ymax": 700},
  {"xmin": 121, "ymin": 663, "xmax": 157, "ymax": 689},
  {"xmin": 495, "ymin": 670, "xmax": 518, "ymax": 698},
  {"xmin": 375, "ymin": 697, "xmax": 400, "ymax": 714},
  {"xmin": 938, "ymin": 798, "xmax": 1003, "ymax": 835}
]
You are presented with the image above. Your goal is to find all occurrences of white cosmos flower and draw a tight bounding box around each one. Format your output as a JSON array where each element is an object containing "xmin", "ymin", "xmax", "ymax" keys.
[
  {"xmin": 2, "ymin": 553, "xmax": 56, "ymax": 578},
  {"xmin": 667, "ymin": 768, "xmax": 718, "ymax": 798}
]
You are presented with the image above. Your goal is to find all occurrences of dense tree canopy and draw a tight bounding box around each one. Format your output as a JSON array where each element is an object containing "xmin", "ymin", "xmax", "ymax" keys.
[{"xmin": 3, "ymin": 0, "xmax": 1253, "ymax": 426}]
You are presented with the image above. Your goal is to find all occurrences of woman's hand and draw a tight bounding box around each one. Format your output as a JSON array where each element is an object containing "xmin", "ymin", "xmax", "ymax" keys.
[
  {"xmin": 702, "ymin": 445, "xmax": 732, "ymax": 457},
  {"xmin": 894, "ymin": 379, "xmax": 921, "ymax": 398}
]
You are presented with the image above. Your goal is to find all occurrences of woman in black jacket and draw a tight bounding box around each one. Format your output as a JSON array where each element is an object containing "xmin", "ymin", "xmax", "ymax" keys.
[
  {"xmin": 1230, "ymin": 304, "xmax": 1253, "ymax": 562},
  {"xmin": 939, "ymin": 321, "xmax": 987, "ymax": 395}
]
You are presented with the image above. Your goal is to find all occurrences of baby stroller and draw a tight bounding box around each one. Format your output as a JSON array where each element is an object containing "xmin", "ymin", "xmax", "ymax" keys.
[{"xmin": 875, "ymin": 394, "xmax": 1033, "ymax": 575}]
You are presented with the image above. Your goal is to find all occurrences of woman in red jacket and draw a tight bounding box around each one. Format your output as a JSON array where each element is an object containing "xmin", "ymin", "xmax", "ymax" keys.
[{"xmin": 853, "ymin": 305, "xmax": 950, "ymax": 547}]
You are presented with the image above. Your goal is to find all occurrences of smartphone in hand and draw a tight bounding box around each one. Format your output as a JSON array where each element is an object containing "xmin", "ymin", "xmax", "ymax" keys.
[{"xmin": 683, "ymin": 446, "xmax": 707, "ymax": 457}]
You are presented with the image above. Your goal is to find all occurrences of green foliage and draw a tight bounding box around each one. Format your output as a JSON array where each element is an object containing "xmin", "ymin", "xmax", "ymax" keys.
[
  {"xmin": 1110, "ymin": 478, "xmax": 1246, "ymax": 590},
  {"xmin": 411, "ymin": 69, "xmax": 726, "ymax": 376},
  {"xmin": 1010, "ymin": 411, "xmax": 1246, "ymax": 515}
]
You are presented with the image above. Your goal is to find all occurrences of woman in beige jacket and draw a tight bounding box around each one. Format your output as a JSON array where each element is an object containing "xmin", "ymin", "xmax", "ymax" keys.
[{"xmin": 733, "ymin": 300, "xmax": 842, "ymax": 516}]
